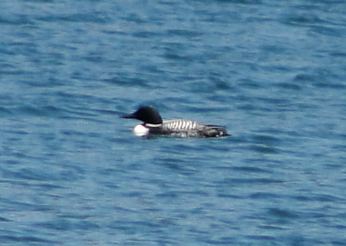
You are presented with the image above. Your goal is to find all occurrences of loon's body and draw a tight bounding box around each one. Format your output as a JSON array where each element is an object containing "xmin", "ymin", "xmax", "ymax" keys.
[{"xmin": 121, "ymin": 106, "xmax": 229, "ymax": 138}]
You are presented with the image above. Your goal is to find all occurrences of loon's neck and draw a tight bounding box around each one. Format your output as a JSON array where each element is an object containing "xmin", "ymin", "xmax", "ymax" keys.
[{"xmin": 145, "ymin": 123, "xmax": 162, "ymax": 128}]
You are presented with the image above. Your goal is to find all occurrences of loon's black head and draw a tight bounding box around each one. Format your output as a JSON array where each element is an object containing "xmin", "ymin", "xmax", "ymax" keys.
[{"xmin": 121, "ymin": 106, "xmax": 163, "ymax": 124}]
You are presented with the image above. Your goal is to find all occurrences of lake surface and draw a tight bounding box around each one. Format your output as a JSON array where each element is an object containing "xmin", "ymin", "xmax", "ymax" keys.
[{"xmin": 1, "ymin": 0, "xmax": 346, "ymax": 245}]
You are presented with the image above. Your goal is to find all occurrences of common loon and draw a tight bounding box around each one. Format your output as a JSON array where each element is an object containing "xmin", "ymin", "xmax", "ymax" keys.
[{"xmin": 121, "ymin": 106, "xmax": 229, "ymax": 138}]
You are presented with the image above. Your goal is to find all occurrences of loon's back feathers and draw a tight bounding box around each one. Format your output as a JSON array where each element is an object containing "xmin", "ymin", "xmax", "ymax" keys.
[
  {"xmin": 162, "ymin": 119, "xmax": 199, "ymax": 131},
  {"xmin": 121, "ymin": 106, "xmax": 229, "ymax": 138},
  {"xmin": 160, "ymin": 119, "xmax": 228, "ymax": 138}
]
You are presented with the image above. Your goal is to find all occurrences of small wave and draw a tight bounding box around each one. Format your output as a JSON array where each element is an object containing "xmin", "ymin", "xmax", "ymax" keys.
[
  {"xmin": 267, "ymin": 208, "xmax": 300, "ymax": 219},
  {"xmin": 219, "ymin": 177, "xmax": 283, "ymax": 185},
  {"xmin": 103, "ymin": 76, "xmax": 150, "ymax": 88},
  {"xmin": 37, "ymin": 13, "xmax": 110, "ymax": 24},
  {"xmin": 0, "ymin": 107, "xmax": 12, "ymax": 117},
  {"xmin": 0, "ymin": 235, "xmax": 55, "ymax": 244},
  {"xmin": 13, "ymin": 105, "xmax": 67, "ymax": 118}
]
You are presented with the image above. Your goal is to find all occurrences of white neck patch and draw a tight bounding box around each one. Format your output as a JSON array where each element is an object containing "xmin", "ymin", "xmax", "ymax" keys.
[{"xmin": 133, "ymin": 124, "xmax": 149, "ymax": 137}]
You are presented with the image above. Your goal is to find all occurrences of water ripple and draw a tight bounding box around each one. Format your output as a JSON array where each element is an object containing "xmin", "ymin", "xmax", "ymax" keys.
[{"xmin": 1, "ymin": 0, "xmax": 346, "ymax": 245}]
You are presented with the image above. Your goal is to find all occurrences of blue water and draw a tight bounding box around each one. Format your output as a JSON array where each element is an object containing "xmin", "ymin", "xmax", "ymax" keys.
[{"xmin": 1, "ymin": 0, "xmax": 346, "ymax": 245}]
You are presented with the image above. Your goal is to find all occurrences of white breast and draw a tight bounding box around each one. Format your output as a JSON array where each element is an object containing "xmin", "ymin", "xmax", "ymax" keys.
[{"xmin": 133, "ymin": 124, "xmax": 149, "ymax": 137}]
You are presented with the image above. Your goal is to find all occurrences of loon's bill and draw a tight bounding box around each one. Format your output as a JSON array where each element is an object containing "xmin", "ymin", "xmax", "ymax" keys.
[{"xmin": 121, "ymin": 106, "xmax": 229, "ymax": 138}]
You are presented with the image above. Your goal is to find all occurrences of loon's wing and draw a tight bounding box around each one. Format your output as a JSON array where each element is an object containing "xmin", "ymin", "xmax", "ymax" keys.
[{"xmin": 202, "ymin": 125, "xmax": 229, "ymax": 138}]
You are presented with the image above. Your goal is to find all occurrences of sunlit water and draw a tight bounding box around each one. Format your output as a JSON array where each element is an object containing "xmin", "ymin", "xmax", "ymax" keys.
[{"xmin": 1, "ymin": 0, "xmax": 346, "ymax": 245}]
